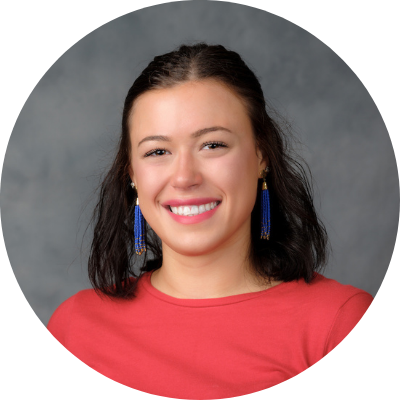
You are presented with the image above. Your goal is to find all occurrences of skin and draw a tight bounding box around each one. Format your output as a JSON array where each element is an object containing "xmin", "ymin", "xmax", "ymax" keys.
[{"xmin": 129, "ymin": 79, "xmax": 280, "ymax": 298}]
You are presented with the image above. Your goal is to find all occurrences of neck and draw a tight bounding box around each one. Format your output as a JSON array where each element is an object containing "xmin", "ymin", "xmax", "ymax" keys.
[{"xmin": 151, "ymin": 224, "xmax": 272, "ymax": 299}]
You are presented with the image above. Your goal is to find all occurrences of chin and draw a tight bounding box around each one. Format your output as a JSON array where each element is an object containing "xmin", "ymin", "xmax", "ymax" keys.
[{"xmin": 165, "ymin": 238, "xmax": 224, "ymax": 257}]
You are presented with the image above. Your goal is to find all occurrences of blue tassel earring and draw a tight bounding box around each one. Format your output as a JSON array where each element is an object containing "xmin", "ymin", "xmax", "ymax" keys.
[
  {"xmin": 131, "ymin": 182, "xmax": 146, "ymax": 255},
  {"xmin": 260, "ymin": 167, "xmax": 271, "ymax": 240}
]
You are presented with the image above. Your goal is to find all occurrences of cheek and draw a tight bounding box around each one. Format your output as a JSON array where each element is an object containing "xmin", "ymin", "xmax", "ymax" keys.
[
  {"xmin": 131, "ymin": 162, "xmax": 162, "ymax": 205},
  {"xmin": 212, "ymin": 148, "xmax": 260, "ymax": 206}
]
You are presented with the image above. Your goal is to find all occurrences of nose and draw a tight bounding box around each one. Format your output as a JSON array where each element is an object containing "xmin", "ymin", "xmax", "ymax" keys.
[{"xmin": 170, "ymin": 150, "xmax": 202, "ymax": 190}]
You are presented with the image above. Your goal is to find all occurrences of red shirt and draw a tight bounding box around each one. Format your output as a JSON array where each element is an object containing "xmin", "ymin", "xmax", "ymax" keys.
[{"xmin": 48, "ymin": 272, "xmax": 372, "ymax": 399}]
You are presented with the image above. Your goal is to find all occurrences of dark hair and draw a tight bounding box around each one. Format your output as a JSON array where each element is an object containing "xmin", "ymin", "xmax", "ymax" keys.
[{"xmin": 88, "ymin": 43, "xmax": 329, "ymax": 297}]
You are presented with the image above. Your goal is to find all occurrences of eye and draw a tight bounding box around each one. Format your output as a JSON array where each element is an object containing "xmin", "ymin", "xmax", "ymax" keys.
[
  {"xmin": 144, "ymin": 148, "xmax": 169, "ymax": 157},
  {"xmin": 202, "ymin": 141, "xmax": 227, "ymax": 150}
]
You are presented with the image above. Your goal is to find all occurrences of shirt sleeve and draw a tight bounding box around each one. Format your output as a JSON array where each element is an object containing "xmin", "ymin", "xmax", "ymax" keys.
[
  {"xmin": 324, "ymin": 291, "xmax": 373, "ymax": 355},
  {"xmin": 47, "ymin": 294, "xmax": 77, "ymax": 346}
]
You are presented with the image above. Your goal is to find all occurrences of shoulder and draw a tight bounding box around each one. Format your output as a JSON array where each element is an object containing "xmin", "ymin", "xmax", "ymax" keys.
[
  {"xmin": 291, "ymin": 273, "xmax": 373, "ymax": 318},
  {"xmin": 47, "ymin": 277, "xmax": 144, "ymax": 345},
  {"xmin": 299, "ymin": 273, "xmax": 373, "ymax": 353},
  {"xmin": 47, "ymin": 288, "xmax": 106, "ymax": 344},
  {"xmin": 276, "ymin": 272, "xmax": 373, "ymax": 316},
  {"xmin": 49, "ymin": 288, "xmax": 105, "ymax": 317},
  {"xmin": 306, "ymin": 273, "xmax": 373, "ymax": 306}
]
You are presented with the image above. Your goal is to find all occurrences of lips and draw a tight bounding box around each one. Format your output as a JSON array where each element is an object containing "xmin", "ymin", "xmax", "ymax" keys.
[
  {"xmin": 170, "ymin": 201, "xmax": 219, "ymax": 216},
  {"xmin": 161, "ymin": 198, "xmax": 221, "ymax": 223},
  {"xmin": 164, "ymin": 198, "xmax": 221, "ymax": 207}
]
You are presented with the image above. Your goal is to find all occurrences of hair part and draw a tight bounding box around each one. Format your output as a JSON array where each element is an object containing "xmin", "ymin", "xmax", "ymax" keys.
[{"xmin": 88, "ymin": 43, "xmax": 329, "ymax": 298}]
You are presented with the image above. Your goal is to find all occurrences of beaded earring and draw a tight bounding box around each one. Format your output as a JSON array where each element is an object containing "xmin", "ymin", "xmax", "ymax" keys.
[
  {"xmin": 130, "ymin": 182, "xmax": 146, "ymax": 255},
  {"xmin": 260, "ymin": 167, "xmax": 271, "ymax": 240}
]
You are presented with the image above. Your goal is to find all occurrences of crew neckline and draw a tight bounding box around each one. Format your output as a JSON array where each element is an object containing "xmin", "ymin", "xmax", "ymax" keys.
[{"xmin": 139, "ymin": 271, "xmax": 294, "ymax": 308}]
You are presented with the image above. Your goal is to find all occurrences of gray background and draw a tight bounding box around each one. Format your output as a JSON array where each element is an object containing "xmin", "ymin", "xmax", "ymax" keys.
[{"xmin": 1, "ymin": 1, "xmax": 398, "ymax": 325}]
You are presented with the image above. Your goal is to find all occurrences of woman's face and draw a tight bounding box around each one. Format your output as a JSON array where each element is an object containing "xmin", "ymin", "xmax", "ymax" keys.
[{"xmin": 129, "ymin": 79, "xmax": 265, "ymax": 257}]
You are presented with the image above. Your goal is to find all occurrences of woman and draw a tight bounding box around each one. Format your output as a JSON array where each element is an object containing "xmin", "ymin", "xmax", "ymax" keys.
[{"xmin": 48, "ymin": 43, "xmax": 372, "ymax": 399}]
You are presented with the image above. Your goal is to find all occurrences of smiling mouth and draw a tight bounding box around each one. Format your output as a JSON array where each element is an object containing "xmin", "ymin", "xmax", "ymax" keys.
[{"xmin": 169, "ymin": 201, "xmax": 220, "ymax": 216}]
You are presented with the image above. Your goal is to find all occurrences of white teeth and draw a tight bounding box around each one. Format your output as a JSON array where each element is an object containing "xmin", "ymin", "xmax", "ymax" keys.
[
  {"xmin": 191, "ymin": 205, "xmax": 199, "ymax": 215},
  {"xmin": 169, "ymin": 201, "xmax": 219, "ymax": 216}
]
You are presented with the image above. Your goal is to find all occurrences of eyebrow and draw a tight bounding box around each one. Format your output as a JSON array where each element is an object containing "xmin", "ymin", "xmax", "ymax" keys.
[{"xmin": 137, "ymin": 126, "xmax": 232, "ymax": 147}]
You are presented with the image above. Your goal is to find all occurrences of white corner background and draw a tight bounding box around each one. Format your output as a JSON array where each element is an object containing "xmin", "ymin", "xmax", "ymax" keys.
[{"xmin": 1, "ymin": 1, "xmax": 399, "ymax": 399}]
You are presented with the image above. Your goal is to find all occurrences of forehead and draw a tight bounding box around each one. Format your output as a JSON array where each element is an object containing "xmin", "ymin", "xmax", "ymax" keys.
[{"xmin": 128, "ymin": 80, "xmax": 252, "ymax": 141}]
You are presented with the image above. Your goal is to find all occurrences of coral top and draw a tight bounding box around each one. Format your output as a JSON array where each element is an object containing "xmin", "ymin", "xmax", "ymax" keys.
[{"xmin": 48, "ymin": 272, "xmax": 372, "ymax": 399}]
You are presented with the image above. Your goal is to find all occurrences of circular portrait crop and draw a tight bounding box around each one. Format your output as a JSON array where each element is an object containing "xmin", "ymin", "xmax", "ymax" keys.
[{"xmin": 1, "ymin": 1, "xmax": 399, "ymax": 399}]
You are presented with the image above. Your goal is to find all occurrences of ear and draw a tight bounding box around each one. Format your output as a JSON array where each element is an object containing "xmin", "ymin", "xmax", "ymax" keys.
[
  {"xmin": 256, "ymin": 148, "xmax": 268, "ymax": 171},
  {"xmin": 128, "ymin": 165, "xmax": 135, "ymax": 186}
]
